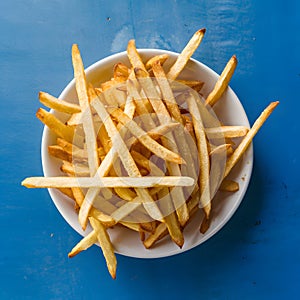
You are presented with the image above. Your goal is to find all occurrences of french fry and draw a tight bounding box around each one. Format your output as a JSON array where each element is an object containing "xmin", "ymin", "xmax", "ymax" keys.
[
  {"xmin": 157, "ymin": 187, "xmax": 184, "ymax": 248},
  {"xmin": 57, "ymin": 187, "xmax": 74, "ymax": 199},
  {"xmin": 205, "ymin": 125, "xmax": 249, "ymax": 139},
  {"xmin": 127, "ymin": 40, "xmax": 147, "ymax": 72},
  {"xmin": 61, "ymin": 160, "xmax": 89, "ymax": 177},
  {"xmin": 21, "ymin": 175, "xmax": 194, "ymax": 189},
  {"xmin": 113, "ymin": 62, "xmax": 130, "ymax": 79},
  {"xmin": 185, "ymin": 92, "xmax": 211, "ymax": 218},
  {"xmin": 89, "ymin": 217, "xmax": 117, "ymax": 279},
  {"xmin": 167, "ymin": 28, "xmax": 206, "ymax": 80},
  {"xmin": 224, "ymin": 101, "xmax": 279, "ymax": 178},
  {"xmin": 110, "ymin": 197, "xmax": 141, "ymax": 222},
  {"xmin": 36, "ymin": 108, "xmax": 75, "ymax": 143},
  {"xmin": 68, "ymin": 230, "xmax": 98, "ymax": 258},
  {"xmin": 205, "ymin": 55, "xmax": 237, "ymax": 107},
  {"xmin": 72, "ymin": 44, "xmax": 99, "ymax": 177},
  {"xmin": 145, "ymin": 54, "xmax": 169, "ymax": 70},
  {"xmin": 175, "ymin": 80, "xmax": 204, "ymax": 92},
  {"xmin": 56, "ymin": 138, "xmax": 88, "ymax": 161},
  {"xmin": 48, "ymin": 145, "xmax": 72, "ymax": 162},
  {"xmin": 143, "ymin": 222, "xmax": 168, "ymax": 249},
  {"xmin": 219, "ymin": 179, "xmax": 239, "ymax": 192},
  {"xmin": 71, "ymin": 187, "xmax": 116, "ymax": 226},
  {"xmin": 39, "ymin": 92, "xmax": 81, "ymax": 114}
]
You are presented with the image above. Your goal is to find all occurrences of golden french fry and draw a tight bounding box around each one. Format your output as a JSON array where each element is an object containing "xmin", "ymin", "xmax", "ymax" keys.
[
  {"xmin": 61, "ymin": 161, "xmax": 90, "ymax": 177},
  {"xmin": 89, "ymin": 217, "xmax": 117, "ymax": 279},
  {"xmin": 145, "ymin": 54, "xmax": 169, "ymax": 70},
  {"xmin": 56, "ymin": 138, "xmax": 88, "ymax": 160},
  {"xmin": 71, "ymin": 186, "xmax": 117, "ymax": 229},
  {"xmin": 205, "ymin": 55, "xmax": 237, "ymax": 107},
  {"xmin": 175, "ymin": 80, "xmax": 204, "ymax": 92},
  {"xmin": 185, "ymin": 92, "xmax": 211, "ymax": 218},
  {"xmin": 200, "ymin": 216, "xmax": 210, "ymax": 234},
  {"xmin": 21, "ymin": 175, "xmax": 194, "ymax": 189},
  {"xmin": 205, "ymin": 126, "xmax": 249, "ymax": 139},
  {"xmin": 224, "ymin": 101, "xmax": 279, "ymax": 178},
  {"xmin": 157, "ymin": 188, "xmax": 184, "ymax": 248},
  {"xmin": 57, "ymin": 187, "xmax": 74, "ymax": 199},
  {"xmin": 152, "ymin": 62, "xmax": 199, "ymax": 189},
  {"xmin": 67, "ymin": 112, "xmax": 82, "ymax": 126},
  {"xmin": 113, "ymin": 62, "xmax": 129, "ymax": 79},
  {"xmin": 209, "ymin": 143, "xmax": 233, "ymax": 157},
  {"xmin": 72, "ymin": 45, "xmax": 102, "ymax": 228},
  {"xmin": 39, "ymin": 91, "xmax": 81, "ymax": 114},
  {"xmin": 120, "ymin": 222, "xmax": 140, "ymax": 232},
  {"xmin": 152, "ymin": 61, "xmax": 183, "ymax": 123},
  {"xmin": 72, "ymin": 44, "xmax": 99, "ymax": 177},
  {"xmin": 143, "ymin": 222, "xmax": 168, "ymax": 249},
  {"xmin": 167, "ymin": 28, "xmax": 206, "ymax": 80},
  {"xmin": 127, "ymin": 39, "xmax": 147, "ymax": 72},
  {"xmin": 68, "ymin": 230, "xmax": 98, "ymax": 258},
  {"xmin": 219, "ymin": 179, "xmax": 239, "ymax": 192},
  {"xmin": 48, "ymin": 145, "xmax": 72, "ymax": 162},
  {"xmin": 36, "ymin": 108, "xmax": 75, "ymax": 143},
  {"xmin": 110, "ymin": 197, "xmax": 141, "ymax": 222}
]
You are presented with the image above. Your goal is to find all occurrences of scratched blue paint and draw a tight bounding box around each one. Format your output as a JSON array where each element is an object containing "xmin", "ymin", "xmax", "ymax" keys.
[{"xmin": 0, "ymin": 0, "xmax": 299, "ymax": 299}]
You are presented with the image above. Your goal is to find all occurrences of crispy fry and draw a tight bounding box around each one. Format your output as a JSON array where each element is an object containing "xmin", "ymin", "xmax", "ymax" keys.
[
  {"xmin": 205, "ymin": 125, "xmax": 249, "ymax": 139},
  {"xmin": 113, "ymin": 62, "xmax": 130, "ymax": 79},
  {"xmin": 205, "ymin": 55, "xmax": 237, "ymax": 107},
  {"xmin": 72, "ymin": 44, "xmax": 100, "ymax": 177},
  {"xmin": 175, "ymin": 80, "xmax": 204, "ymax": 92},
  {"xmin": 145, "ymin": 54, "xmax": 169, "ymax": 70},
  {"xmin": 21, "ymin": 175, "xmax": 194, "ymax": 189},
  {"xmin": 219, "ymin": 179, "xmax": 239, "ymax": 192},
  {"xmin": 56, "ymin": 138, "xmax": 88, "ymax": 160},
  {"xmin": 36, "ymin": 108, "xmax": 75, "ymax": 143},
  {"xmin": 185, "ymin": 92, "xmax": 211, "ymax": 218},
  {"xmin": 89, "ymin": 217, "xmax": 117, "ymax": 279},
  {"xmin": 48, "ymin": 145, "xmax": 72, "ymax": 162},
  {"xmin": 39, "ymin": 91, "xmax": 81, "ymax": 114},
  {"xmin": 127, "ymin": 40, "xmax": 147, "ymax": 72},
  {"xmin": 61, "ymin": 161, "xmax": 89, "ymax": 176},
  {"xmin": 57, "ymin": 187, "xmax": 74, "ymax": 199},
  {"xmin": 167, "ymin": 28, "xmax": 206, "ymax": 80},
  {"xmin": 224, "ymin": 101, "xmax": 279, "ymax": 178},
  {"xmin": 68, "ymin": 230, "xmax": 98, "ymax": 258}
]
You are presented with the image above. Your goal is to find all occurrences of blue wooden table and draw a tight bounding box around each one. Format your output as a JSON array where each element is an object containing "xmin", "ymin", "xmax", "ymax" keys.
[{"xmin": 1, "ymin": 1, "xmax": 299, "ymax": 299}]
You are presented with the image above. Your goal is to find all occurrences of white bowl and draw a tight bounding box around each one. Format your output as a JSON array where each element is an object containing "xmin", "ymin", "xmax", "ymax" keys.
[{"xmin": 42, "ymin": 49, "xmax": 253, "ymax": 258}]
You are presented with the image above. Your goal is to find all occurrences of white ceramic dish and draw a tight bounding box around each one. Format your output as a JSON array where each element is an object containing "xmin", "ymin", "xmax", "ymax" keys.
[{"xmin": 42, "ymin": 49, "xmax": 253, "ymax": 258}]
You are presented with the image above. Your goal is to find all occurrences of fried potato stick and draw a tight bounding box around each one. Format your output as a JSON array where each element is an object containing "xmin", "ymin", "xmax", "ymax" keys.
[
  {"xmin": 205, "ymin": 55, "xmax": 237, "ymax": 107},
  {"xmin": 167, "ymin": 29, "xmax": 206, "ymax": 80},
  {"xmin": 224, "ymin": 101, "xmax": 279, "ymax": 178},
  {"xmin": 36, "ymin": 108, "xmax": 75, "ymax": 143},
  {"xmin": 39, "ymin": 91, "xmax": 81, "ymax": 114}
]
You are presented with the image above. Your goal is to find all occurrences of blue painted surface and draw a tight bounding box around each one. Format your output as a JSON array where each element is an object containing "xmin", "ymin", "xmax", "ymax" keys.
[{"xmin": 1, "ymin": 0, "xmax": 299, "ymax": 299}]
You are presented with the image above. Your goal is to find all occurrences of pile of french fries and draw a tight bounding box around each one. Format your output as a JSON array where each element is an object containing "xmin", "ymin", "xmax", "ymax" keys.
[{"xmin": 22, "ymin": 28, "xmax": 278, "ymax": 278}]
